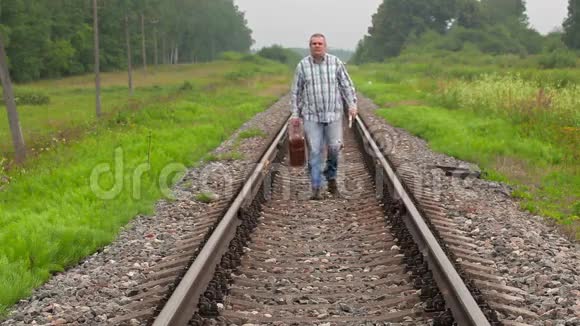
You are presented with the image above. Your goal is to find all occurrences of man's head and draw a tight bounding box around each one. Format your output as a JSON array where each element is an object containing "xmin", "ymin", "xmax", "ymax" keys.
[{"xmin": 309, "ymin": 33, "xmax": 327, "ymax": 59}]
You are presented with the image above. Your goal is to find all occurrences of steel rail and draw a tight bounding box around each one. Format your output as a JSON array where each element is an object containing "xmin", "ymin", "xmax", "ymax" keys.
[
  {"xmin": 353, "ymin": 115, "xmax": 491, "ymax": 326},
  {"xmin": 152, "ymin": 120, "xmax": 289, "ymax": 326}
]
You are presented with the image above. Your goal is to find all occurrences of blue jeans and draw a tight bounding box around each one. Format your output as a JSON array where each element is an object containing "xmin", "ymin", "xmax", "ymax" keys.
[{"xmin": 303, "ymin": 119, "xmax": 343, "ymax": 190}]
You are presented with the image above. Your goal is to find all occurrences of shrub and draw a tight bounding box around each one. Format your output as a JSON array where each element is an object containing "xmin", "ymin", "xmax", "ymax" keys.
[
  {"xmin": 179, "ymin": 81, "xmax": 194, "ymax": 91},
  {"xmin": 538, "ymin": 49, "xmax": 578, "ymax": 69},
  {"xmin": 241, "ymin": 54, "xmax": 267, "ymax": 64},
  {"xmin": 257, "ymin": 45, "xmax": 301, "ymax": 66},
  {"xmin": 437, "ymin": 74, "xmax": 580, "ymax": 141},
  {"xmin": 225, "ymin": 66, "xmax": 264, "ymax": 81},
  {"xmin": 219, "ymin": 51, "xmax": 245, "ymax": 61},
  {"xmin": 14, "ymin": 92, "xmax": 50, "ymax": 106}
]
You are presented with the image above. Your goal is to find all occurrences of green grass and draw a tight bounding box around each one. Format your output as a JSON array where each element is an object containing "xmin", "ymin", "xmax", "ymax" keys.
[
  {"xmin": 238, "ymin": 128, "xmax": 266, "ymax": 139},
  {"xmin": 378, "ymin": 105, "xmax": 565, "ymax": 166},
  {"xmin": 203, "ymin": 151, "xmax": 244, "ymax": 162},
  {"xmin": 435, "ymin": 75, "xmax": 579, "ymax": 142},
  {"xmin": 195, "ymin": 192, "xmax": 218, "ymax": 203},
  {"xmin": 0, "ymin": 58, "xmax": 291, "ymax": 315}
]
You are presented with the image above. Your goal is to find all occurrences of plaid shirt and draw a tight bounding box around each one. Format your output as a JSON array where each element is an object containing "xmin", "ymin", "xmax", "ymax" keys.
[{"xmin": 291, "ymin": 54, "xmax": 357, "ymax": 123}]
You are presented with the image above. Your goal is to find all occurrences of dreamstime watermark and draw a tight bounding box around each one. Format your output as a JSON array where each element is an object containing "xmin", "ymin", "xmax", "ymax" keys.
[
  {"xmin": 87, "ymin": 119, "xmax": 408, "ymax": 202},
  {"xmin": 89, "ymin": 147, "xmax": 186, "ymax": 200},
  {"xmin": 89, "ymin": 147, "xmax": 249, "ymax": 201},
  {"xmin": 88, "ymin": 130, "xmax": 476, "ymax": 205}
]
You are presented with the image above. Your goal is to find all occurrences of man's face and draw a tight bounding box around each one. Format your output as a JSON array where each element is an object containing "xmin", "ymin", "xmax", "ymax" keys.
[{"xmin": 309, "ymin": 36, "xmax": 326, "ymax": 58}]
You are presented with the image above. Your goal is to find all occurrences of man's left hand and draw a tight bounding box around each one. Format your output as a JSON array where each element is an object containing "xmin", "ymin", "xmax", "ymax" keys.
[{"xmin": 349, "ymin": 107, "xmax": 358, "ymax": 118}]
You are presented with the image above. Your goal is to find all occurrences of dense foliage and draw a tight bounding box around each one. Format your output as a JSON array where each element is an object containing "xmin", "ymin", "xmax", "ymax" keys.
[
  {"xmin": 256, "ymin": 45, "xmax": 302, "ymax": 66},
  {"xmin": 0, "ymin": 0, "xmax": 253, "ymax": 82},
  {"xmin": 352, "ymin": 0, "xmax": 579, "ymax": 64},
  {"xmin": 563, "ymin": 0, "xmax": 580, "ymax": 49}
]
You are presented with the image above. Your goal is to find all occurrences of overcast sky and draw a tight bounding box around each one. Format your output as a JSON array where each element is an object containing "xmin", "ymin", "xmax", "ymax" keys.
[{"xmin": 234, "ymin": 0, "xmax": 569, "ymax": 50}]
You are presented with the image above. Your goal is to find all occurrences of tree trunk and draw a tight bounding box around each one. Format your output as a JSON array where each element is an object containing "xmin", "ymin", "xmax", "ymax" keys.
[
  {"xmin": 174, "ymin": 46, "xmax": 179, "ymax": 64},
  {"xmin": 125, "ymin": 14, "xmax": 134, "ymax": 96},
  {"xmin": 93, "ymin": 0, "xmax": 102, "ymax": 118},
  {"xmin": 0, "ymin": 36, "xmax": 26, "ymax": 164},
  {"xmin": 162, "ymin": 36, "xmax": 167, "ymax": 64},
  {"xmin": 141, "ymin": 13, "xmax": 147, "ymax": 71},
  {"xmin": 153, "ymin": 24, "xmax": 158, "ymax": 65}
]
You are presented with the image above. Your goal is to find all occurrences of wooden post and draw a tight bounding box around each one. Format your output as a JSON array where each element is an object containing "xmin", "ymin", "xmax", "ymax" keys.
[
  {"xmin": 125, "ymin": 14, "xmax": 134, "ymax": 95},
  {"xmin": 152, "ymin": 20, "xmax": 159, "ymax": 65},
  {"xmin": 0, "ymin": 36, "xmax": 26, "ymax": 164},
  {"xmin": 93, "ymin": 0, "xmax": 102, "ymax": 117},
  {"xmin": 141, "ymin": 13, "xmax": 147, "ymax": 71}
]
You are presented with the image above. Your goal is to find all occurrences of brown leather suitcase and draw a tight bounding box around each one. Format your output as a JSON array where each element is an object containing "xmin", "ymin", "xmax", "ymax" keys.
[{"xmin": 288, "ymin": 120, "xmax": 306, "ymax": 167}]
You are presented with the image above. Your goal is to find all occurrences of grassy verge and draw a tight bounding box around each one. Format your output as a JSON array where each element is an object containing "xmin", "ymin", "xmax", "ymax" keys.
[
  {"xmin": 352, "ymin": 62, "xmax": 579, "ymax": 239},
  {"xmin": 0, "ymin": 57, "xmax": 291, "ymax": 315}
]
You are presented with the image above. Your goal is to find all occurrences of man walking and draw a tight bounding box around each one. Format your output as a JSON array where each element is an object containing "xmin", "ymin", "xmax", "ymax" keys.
[{"xmin": 290, "ymin": 33, "xmax": 358, "ymax": 200}]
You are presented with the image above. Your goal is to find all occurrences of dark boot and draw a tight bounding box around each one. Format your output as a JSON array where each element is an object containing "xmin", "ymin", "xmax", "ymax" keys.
[
  {"xmin": 310, "ymin": 188, "xmax": 323, "ymax": 200},
  {"xmin": 327, "ymin": 179, "xmax": 339, "ymax": 196}
]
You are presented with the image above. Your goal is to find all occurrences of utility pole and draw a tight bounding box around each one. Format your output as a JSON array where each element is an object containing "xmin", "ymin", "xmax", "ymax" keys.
[
  {"xmin": 125, "ymin": 14, "xmax": 134, "ymax": 95},
  {"xmin": 152, "ymin": 19, "xmax": 159, "ymax": 65},
  {"xmin": 141, "ymin": 13, "xmax": 147, "ymax": 71},
  {"xmin": 0, "ymin": 36, "xmax": 26, "ymax": 164},
  {"xmin": 93, "ymin": 0, "xmax": 102, "ymax": 117}
]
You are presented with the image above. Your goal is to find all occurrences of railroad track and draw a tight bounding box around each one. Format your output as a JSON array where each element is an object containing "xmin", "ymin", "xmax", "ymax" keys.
[
  {"xmin": 205, "ymin": 129, "xmax": 434, "ymax": 325},
  {"xmin": 112, "ymin": 111, "xmax": 533, "ymax": 325}
]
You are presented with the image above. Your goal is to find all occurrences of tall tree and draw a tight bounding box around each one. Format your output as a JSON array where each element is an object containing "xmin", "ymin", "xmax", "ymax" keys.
[
  {"xmin": 563, "ymin": 0, "xmax": 580, "ymax": 49},
  {"xmin": 456, "ymin": 0, "xmax": 485, "ymax": 28},
  {"xmin": 140, "ymin": 12, "xmax": 147, "ymax": 71},
  {"xmin": 481, "ymin": 0, "xmax": 528, "ymax": 25},
  {"xmin": 152, "ymin": 19, "xmax": 159, "ymax": 65},
  {"xmin": 125, "ymin": 14, "xmax": 134, "ymax": 95},
  {"xmin": 1, "ymin": 0, "xmax": 253, "ymax": 82},
  {"xmin": 352, "ymin": 0, "xmax": 546, "ymax": 62},
  {"xmin": 118, "ymin": 0, "xmax": 136, "ymax": 94},
  {"xmin": 0, "ymin": 35, "xmax": 26, "ymax": 164},
  {"xmin": 93, "ymin": 0, "xmax": 101, "ymax": 117},
  {"xmin": 0, "ymin": 1, "xmax": 52, "ymax": 82},
  {"xmin": 354, "ymin": 0, "xmax": 458, "ymax": 60}
]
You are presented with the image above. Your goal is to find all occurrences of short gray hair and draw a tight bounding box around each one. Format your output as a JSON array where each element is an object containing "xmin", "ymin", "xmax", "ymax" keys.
[{"xmin": 309, "ymin": 33, "xmax": 326, "ymax": 43}]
